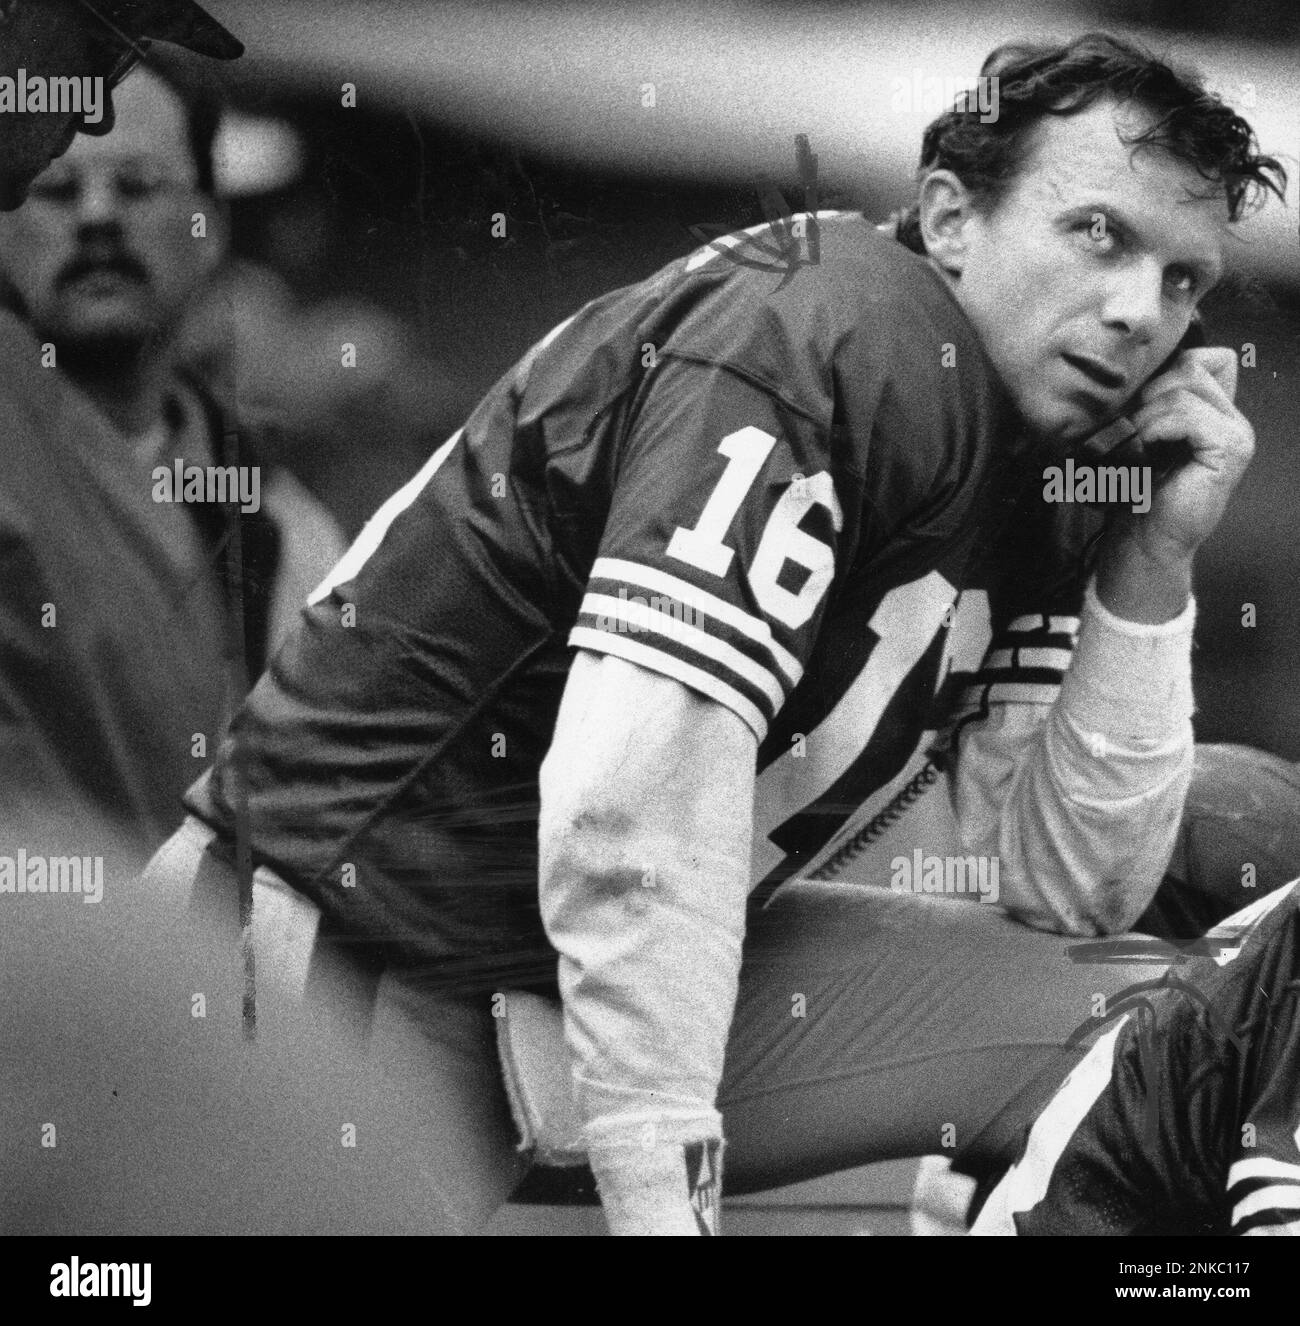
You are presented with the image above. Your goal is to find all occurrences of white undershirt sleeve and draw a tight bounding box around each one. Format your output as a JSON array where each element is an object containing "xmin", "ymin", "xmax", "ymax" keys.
[{"xmin": 953, "ymin": 575, "xmax": 1196, "ymax": 935}]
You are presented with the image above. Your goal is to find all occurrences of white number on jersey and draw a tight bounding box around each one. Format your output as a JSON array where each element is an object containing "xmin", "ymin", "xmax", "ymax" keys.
[
  {"xmin": 666, "ymin": 426, "xmax": 843, "ymax": 629},
  {"xmin": 751, "ymin": 571, "xmax": 960, "ymax": 881}
]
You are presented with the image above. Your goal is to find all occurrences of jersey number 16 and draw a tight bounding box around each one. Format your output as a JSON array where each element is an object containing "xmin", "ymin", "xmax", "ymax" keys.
[{"xmin": 666, "ymin": 426, "xmax": 843, "ymax": 630}]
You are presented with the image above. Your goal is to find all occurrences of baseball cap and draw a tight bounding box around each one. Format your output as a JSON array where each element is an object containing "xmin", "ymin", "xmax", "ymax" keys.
[{"xmin": 77, "ymin": 0, "xmax": 244, "ymax": 60}]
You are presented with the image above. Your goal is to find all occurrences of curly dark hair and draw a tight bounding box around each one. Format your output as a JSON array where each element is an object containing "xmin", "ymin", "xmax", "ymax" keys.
[{"xmin": 895, "ymin": 32, "xmax": 1288, "ymax": 255}]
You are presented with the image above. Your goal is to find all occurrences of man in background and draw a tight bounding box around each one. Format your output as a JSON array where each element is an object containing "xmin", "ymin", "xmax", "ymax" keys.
[
  {"xmin": 0, "ymin": 7, "xmax": 485, "ymax": 1240},
  {"xmin": 0, "ymin": 2, "xmax": 246, "ymax": 854},
  {"xmin": 0, "ymin": 42, "xmax": 345, "ymax": 854}
]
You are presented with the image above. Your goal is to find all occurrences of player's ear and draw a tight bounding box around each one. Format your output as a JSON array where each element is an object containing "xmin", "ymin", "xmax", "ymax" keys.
[{"xmin": 917, "ymin": 169, "xmax": 976, "ymax": 278}]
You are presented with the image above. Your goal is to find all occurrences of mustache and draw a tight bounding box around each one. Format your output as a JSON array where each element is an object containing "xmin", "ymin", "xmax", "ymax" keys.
[{"xmin": 57, "ymin": 249, "xmax": 150, "ymax": 290}]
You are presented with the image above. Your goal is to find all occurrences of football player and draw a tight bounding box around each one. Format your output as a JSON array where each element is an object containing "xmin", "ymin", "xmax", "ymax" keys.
[
  {"xmin": 972, "ymin": 878, "xmax": 1300, "ymax": 1235},
  {"xmin": 122, "ymin": 33, "xmax": 1287, "ymax": 1235}
]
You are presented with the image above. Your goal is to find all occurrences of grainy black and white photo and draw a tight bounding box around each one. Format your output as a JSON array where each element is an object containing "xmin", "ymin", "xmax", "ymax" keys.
[{"xmin": 1, "ymin": 0, "xmax": 1298, "ymax": 1292}]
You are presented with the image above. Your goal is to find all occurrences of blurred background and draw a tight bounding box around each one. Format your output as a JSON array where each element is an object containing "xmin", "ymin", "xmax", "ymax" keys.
[{"xmin": 156, "ymin": 0, "xmax": 1295, "ymax": 1235}]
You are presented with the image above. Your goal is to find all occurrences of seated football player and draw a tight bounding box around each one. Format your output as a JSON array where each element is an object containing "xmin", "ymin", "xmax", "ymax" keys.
[
  {"xmin": 971, "ymin": 878, "xmax": 1300, "ymax": 1235},
  {"xmin": 18, "ymin": 33, "xmax": 1288, "ymax": 1235}
]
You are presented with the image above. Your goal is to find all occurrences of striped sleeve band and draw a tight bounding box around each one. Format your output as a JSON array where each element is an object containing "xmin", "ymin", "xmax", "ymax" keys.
[{"xmin": 568, "ymin": 557, "xmax": 802, "ymax": 740}]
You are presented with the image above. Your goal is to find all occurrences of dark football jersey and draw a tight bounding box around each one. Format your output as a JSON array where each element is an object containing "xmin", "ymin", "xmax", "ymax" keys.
[
  {"xmin": 786, "ymin": 456, "xmax": 1101, "ymax": 894},
  {"xmin": 185, "ymin": 212, "xmax": 1042, "ymax": 990},
  {"xmin": 972, "ymin": 881, "xmax": 1300, "ymax": 1236}
]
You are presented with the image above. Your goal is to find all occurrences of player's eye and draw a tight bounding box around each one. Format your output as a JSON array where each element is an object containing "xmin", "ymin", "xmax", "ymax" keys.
[
  {"xmin": 115, "ymin": 169, "xmax": 164, "ymax": 201},
  {"xmin": 1165, "ymin": 266, "xmax": 1199, "ymax": 297},
  {"xmin": 1074, "ymin": 214, "xmax": 1120, "ymax": 255},
  {"xmin": 30, "ymin": 176, "xmax": 80, "ymax": 205}
]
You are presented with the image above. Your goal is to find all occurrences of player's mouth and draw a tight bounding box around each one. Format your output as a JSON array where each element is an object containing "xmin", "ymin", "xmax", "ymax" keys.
[{"xmin": 1061, "ymin": 353, "xmax": 1127, "ymax": 395}]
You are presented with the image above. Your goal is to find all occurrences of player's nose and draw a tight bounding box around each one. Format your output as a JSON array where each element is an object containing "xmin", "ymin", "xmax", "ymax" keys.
[{"xmin": 1099, "ymin": 262, "xmax": 1162, "ymax": 344}]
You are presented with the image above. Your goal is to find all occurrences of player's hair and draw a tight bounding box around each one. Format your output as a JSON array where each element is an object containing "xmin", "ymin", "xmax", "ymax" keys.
[{"xmin": 895, "ymin": 31, "xmax": 1288, "ymax": 254}]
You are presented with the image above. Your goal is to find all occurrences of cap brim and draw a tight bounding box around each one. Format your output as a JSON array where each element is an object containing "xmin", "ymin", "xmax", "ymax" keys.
[{"xmin": 100, "ymin": 1, "xmax": 245, "ymax": 60}]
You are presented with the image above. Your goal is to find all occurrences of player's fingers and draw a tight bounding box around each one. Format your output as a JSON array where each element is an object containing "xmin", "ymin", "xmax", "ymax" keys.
[
  {"xmin": 1192, "ymin": 345, "xmax": 1239, "ymax": 400},
  {"xmin": 1130, "ymin": 397, "xmax": 1254, "ymax": 477},
  {"xmin": 1139, "ymin": 349, "xmax": 1237, "ymax": 412}
]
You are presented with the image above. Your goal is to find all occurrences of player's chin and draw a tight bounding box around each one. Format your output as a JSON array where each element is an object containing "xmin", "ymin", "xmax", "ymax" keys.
[{"xmin": 1018, "ymin": 390, "xmax": 1114, "ymax": 449}]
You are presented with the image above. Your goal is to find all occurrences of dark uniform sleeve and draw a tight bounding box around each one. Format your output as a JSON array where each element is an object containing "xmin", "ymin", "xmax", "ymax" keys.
[{"xmin": 569, "ymin": 357, "xmax": 852, "ymax": 740}]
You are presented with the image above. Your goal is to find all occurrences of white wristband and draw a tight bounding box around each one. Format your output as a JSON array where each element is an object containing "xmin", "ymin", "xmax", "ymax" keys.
[
  {"xmin": 589, "ymin": 1138, "xmax": 723, "ymax": 1236},
  {"xmin": 1057, "ymin": 574, "xmax": 1196, "ymax": 739}
]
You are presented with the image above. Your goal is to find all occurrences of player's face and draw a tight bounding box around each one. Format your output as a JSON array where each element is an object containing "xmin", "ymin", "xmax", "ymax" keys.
[
  {"xmin": 0, "ymin": 68, "xmax": 217, "ymax": 352},
  {"xmin": 948, "ymin": 99, "xmax": 1228, "ymax": 446},
  {"xmin": 0, "ymin": 0, "xmax": 131, "ymax": 211}
]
